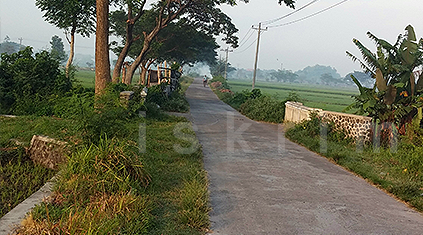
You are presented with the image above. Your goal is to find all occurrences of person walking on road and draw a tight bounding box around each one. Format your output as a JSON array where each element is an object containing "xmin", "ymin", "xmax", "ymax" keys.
[{"xmin": 203, "ymin": 75, "xmax": 208, "ymax": 87}]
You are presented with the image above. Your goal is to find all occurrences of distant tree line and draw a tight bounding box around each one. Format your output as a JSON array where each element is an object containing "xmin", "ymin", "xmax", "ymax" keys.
[{"xmin": 193, "ymin": 63, "xmax": 373, "ymax": 87}]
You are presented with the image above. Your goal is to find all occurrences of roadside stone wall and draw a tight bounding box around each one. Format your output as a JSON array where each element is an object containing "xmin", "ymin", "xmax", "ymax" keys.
[
  {"xmin": 285, "ymin": 101, "xmax": 372, "ymax": 141},
  {"xmin": 321, "ymin": 111, "xmax": 372, "ymax": 141},
  {"xmin": 284, "ymin": 102, "xmax": 322, "ymax": 123},
  {"xmin": 27, "ymin": 135, "xmax": 67, "ymax": 170}
]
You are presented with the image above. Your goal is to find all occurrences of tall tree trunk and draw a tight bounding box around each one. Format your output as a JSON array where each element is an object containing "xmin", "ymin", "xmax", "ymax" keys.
[
  {"xmin": 139, "ymin": 60, "xmax": 148, "ymax": 85},
  {"xmin": 124, "ymin": 62, "xmax": 133, "ymax": 85},
  {"xmin": 65, "ymin": 26, "xmax": 76, "ymax": 78},
  {"xmin": 112, "ymin": 23, "xmax": 134, "ymax": 83},
  {"xmin": 140, "ymin": 66, "xmax": 147, "ymax": 85},
  {"xmin": 95, "ymin": 0, "xmax": 111, "ymax": 95},
  {"xmin": 113, "ymin": 40, "xmax": 132, "ymax": 83},
  {"xmin": 112, "ymin": 4, "xmax": 144, "ymax": 83},
  {"xmin": 126, "ymin": 30, "xmax": 157, "ymax": 81}
]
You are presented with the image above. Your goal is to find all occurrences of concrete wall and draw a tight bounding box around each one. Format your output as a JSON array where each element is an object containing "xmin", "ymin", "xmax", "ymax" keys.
[
  {"xmin": 285, "ymin": 101, "xmax": 372, "ymax": 141},
  {"xmin": 284, "ymin": 102, "xmax": 322, "ymax": 123}
]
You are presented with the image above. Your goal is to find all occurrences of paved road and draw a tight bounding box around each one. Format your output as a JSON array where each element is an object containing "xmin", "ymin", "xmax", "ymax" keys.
[{"xmin": 186, "ymin": 78, "xmax": 423, "ymax": 234}]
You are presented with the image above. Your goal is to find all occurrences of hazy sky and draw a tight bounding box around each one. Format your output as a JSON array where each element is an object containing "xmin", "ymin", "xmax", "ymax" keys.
[{"xmin": 1, "ymin": 0, "xmax": 423, "ymax": 76}]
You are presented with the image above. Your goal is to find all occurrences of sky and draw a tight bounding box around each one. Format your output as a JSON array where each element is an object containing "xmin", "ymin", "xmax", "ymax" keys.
[{"xmin": 1, "ymin": 0, "xmax": 423, "ymax": 77}]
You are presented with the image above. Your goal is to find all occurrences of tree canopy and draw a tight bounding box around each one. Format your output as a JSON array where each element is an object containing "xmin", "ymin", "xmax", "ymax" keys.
[
  {"xmin": 36, "ymin": 0, "xmax": 96, "ymax": 77},
  {"xmin": 50, "ymin": 35, "xmax": 66, "ymax": 63},
  {"xmin": 35, "ymin": 0, "xmax": 96, "ymax": 37}
]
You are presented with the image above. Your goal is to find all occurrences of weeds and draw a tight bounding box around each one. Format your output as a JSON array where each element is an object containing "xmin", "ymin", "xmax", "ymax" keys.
[
  {"xmin": 0, "ymin": 146, "xmax": 56, "ymax": 218},
  {"xmin": 210, "ymin": 75, "xmax": 301, "ymax": 123},
  {"xmin": 286, "ymin": 115, "xmax": 423, "ymax": 211}
]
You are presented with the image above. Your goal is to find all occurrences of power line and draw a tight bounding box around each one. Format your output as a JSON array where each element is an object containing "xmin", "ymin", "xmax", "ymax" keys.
[
  {"xmin": 238, "ymin": 27, "xmax": 253, "ymax": 46},
  {"xmin": 234, "ymin": 0, "xmax": 319, "ymax": 53},
  {"xmin": 268, "ymin": 0, "xmax": 350, "ymax": 28},
  {"xmin": 237, "ymin": 29, "xmax": 255, "ymax": 48},
  {"xmin": 233, "ymin": 32, "xmax": 263, "ymax": 54},
  {"xmin": 262, "ymin": 0, "xmax": 319, "ymax": 26}
]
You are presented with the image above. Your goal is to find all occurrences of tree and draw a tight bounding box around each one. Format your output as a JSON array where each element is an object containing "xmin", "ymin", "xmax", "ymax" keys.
[
  {"xmin": 113, "ymin": 13, "xmax": 219, "ymax": 84},
  {"xmin": 36, "ymin": 0, "xmax": 96, "ymax": 77},
  {"xmin": 270, "ymin": 69, "xmax": 298, "ymax": 83},
  {"xmin": 110, "ymin": 0, "xmax": 147, "ymax": 82},
  {"xmin": 0, "ymin": 47, "xmax": 72, "ymax": 114},
  {"xmin": 111, "ymin": 0, "xmax": 296, "ymax": 83},
  {"xmin": 209, "ymin": 59, "xmax": 235, "ymax": 78},
  {"xmin": 95, "ymin": 0, "xmax": 111, "ymax": 94},
  {"xmin": 96, "ymin": 0, "xmax": 296, "ymax": 93},
  {"xmin": 0, "ymin": 36, "xmax": 20, "ymax": 55},
  {"xmin": 346, "ymin": 25, "xmax": 423, "ymax": 141},
  {"xmin": 50, "ymin": 35, "xmax": 66, "ymax": 63}
]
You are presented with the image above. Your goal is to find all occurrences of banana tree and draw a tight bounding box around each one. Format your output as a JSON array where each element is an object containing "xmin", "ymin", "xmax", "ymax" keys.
[{"xmin": 346, "ymin": 25, "xmax": 423, "ymax": 140}]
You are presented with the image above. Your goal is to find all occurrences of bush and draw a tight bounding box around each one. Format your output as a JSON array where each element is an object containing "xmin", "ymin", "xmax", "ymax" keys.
[
  {"xmin": 145, "ymin": 83, "xmax": 189, "ymax": 113},
  {"xmin": 239, "ymin": 96, "xmax": 285, "ymax": 123},
  {"xmin": 209, "ymin": 76, "xmax": 230, "ymax": 89},
  {"xmin": 78, "ymin": 89, "xmax": 131, "ymax": 144},
  {"xmin": 0, "ymin": 47, "xmax": 72, "ymax": 115}
]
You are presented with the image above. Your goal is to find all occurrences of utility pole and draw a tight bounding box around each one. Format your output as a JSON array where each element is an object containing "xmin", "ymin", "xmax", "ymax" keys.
[
  {"xmin": 252, "ymin": 23, "xmax": 267, "ymax": 89},
  {"xmin": 221, "ymin": 47, "xmax": 233, "ymax": 80}
]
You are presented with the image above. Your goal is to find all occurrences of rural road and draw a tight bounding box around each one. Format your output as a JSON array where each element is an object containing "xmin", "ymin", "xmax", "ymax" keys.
[{"xmin": 185, "ymin": 78, "xmax": 423, "ymax": 234}]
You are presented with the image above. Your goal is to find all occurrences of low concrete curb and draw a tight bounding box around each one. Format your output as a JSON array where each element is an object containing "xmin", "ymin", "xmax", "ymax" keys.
[{"xmin": 0, "ymin": 177, "xmax": 55, "ymax": 235}]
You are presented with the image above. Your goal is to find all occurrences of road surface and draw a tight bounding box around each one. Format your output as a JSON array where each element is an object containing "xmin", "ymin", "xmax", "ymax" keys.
[{"xmin": 186, "ymin": 77, "xmax": 423, "ymax": 234}]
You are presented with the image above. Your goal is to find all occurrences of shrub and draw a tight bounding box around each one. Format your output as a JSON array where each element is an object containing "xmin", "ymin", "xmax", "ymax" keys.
[
  {"xmin": 209, "ymin": 76, "xmax": 230, "ymax": 89},
  {"xmin": 0, "ymin": 47, "xmax": 72, "ymax": 115},
  {"xmin": 145, "ymin": 83, "xmax": 189, "ymax": 113},
  {"xmin": 239, "ymin": 96, "xmax": 286, "ymax": 123}
]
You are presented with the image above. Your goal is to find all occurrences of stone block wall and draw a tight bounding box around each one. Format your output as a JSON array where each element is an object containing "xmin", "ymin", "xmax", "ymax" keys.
[
  {"xmin": 284, "ymin": 101, "xmax": 372, "ymax": 141},
  {"xmin": 27, "ymin": 135, "xmax": 67, "ymax": 170},
  {"xmin": 321, "ymin": 111, "xmax": 372, "ymax": 141}
]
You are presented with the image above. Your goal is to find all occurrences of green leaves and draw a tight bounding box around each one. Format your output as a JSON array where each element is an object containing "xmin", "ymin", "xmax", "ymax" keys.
[
  {"xmin": 35, "ymin": 0, "xmax": 96, "ymax": 37},
  {"xmin": 375, "ymin": 68, "xmax": 387, "ymax": 92},
  {"xmin": 347, "ymin": 25, "xmax": 423, "ymax": 130}
]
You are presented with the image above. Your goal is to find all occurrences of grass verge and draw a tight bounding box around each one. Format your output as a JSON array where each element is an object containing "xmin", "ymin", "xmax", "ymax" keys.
[
  {"xmin": 209, "ymin": 76, "xmax": 298, "ymax": 123},
  {"xmin": 0, "ymin": 116, "xmax": 82, "ymax": 218},
  {"xmin": 0, "ymin": 147, "xmax": 56, "ymax": 218},
  {"xmin": 13, "ymin": 86, "xmax": 209, "ymax": 234},
  {"xmin": 285, "ymin": 115, "xmax": 423, "ymax": 212}
]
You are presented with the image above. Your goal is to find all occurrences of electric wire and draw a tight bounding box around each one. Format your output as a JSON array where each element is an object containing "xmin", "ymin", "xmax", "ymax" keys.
[
  {"xmin": 237, "ymin": 27, "xmax": 253, "ymax": 46},
  {"xmin": 237, "ymin": 29, "xmax": 255, "ymax": 49},
  {"xmin": 233, "ymin": 31, "xmax": 264, "ymax": 54},
  {"xmin": 233, "ymin": 0, "xmax": 324, "ymax": 53},
  {"xmin": 261, "ymin": 0, "xmax": 319, "ymax": 26},
  {"xmin": 268, "ymin": 0, "xmax": 350, "ymax": 28}
]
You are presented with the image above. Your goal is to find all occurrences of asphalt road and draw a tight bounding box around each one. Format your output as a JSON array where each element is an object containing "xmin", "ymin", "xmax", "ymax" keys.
[{"xmin": 185, "ymin": 78, "xmax": 423, "ymax": 234}]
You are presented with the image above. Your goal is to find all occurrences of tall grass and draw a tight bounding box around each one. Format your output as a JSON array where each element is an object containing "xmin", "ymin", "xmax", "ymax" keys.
[
  {"xmin": 0, "ymin": 147, "xmax": 56, "ymax": 218},
  {"xmin": 286, "ymin": 115, "xmax": 423, "ymax": 211},
  {"xmin": 15, "ymin": 101, "xmax": 210, "ymax": 234}
]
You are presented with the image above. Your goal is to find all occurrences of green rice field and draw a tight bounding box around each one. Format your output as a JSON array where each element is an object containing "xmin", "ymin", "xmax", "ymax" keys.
[
  {"xmin": 74, "ymin": 69, "xmax": 95, "ymax": 88},
  {"xmin": 74, "ymin": 69, "xmax": 141, "ymax": 89},
  {"xmin": 227, "ymin": 80, "xmax": 359, "ymax": 113},
  {"xmin": 73, "ymin": 71, "xmax": 358, "ymax": 113}
]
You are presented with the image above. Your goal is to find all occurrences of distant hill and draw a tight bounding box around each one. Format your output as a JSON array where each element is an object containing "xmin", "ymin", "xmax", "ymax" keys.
[
  {"xmin": 294, "ymin": 64, "xmax": 341, "ymax": 84},
  {"xmin": 0, "ymin": 41, "xmax": 23, "ymax": 55}
]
